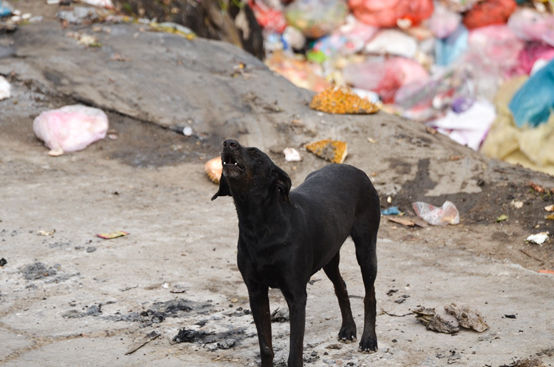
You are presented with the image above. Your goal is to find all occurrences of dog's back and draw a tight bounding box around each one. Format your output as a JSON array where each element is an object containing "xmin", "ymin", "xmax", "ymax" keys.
[{"xmin": 289, "ymin": 164, "xmax": 380, "ymax": 273}]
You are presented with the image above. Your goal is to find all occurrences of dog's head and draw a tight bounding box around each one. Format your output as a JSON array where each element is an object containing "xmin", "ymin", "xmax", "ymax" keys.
[{"xmin": 211, "ymin": 139, "xmax": 291, "ymax": 202}]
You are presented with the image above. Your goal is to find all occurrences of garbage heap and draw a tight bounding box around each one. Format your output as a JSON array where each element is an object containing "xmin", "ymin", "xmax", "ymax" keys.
[{"xmin": 252, "ymin": 0, "xmax": 554, "ymax": 175}]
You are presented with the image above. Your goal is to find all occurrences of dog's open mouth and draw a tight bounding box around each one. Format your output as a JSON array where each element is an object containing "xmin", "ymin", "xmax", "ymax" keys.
[{"xmin": 222, "ymin": 152, "xmax": 244, "ymax": 174}]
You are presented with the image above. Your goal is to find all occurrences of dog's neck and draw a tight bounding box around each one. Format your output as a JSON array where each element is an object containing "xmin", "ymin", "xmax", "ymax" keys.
[{"xmin": 232, "ymin": 191, "xmax": 290, "ymax": 243}]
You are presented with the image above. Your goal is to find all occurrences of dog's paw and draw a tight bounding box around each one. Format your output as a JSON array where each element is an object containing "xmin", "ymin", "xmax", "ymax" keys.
[
  {"xmin": 359, "ymin": 337, "xmax": 378, "ymax": 353},
  {"xmin": 338, "ymin": 324, "xmax": 357, "ymax": 343}
]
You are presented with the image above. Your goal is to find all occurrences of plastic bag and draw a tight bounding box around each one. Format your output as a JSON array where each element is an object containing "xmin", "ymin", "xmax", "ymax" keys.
[
  {"xmin": 514, "ymin": 42, "xmax": 554, "ymax": 76},
  {"xmin": 464, "ymin": 25, "xmax": 523, "ymax": 100},
  {"xmin": 509, "ymin": 59, "xmax": 554, "ymax": 128},
  {"xmin": 348, "ymin": 0, "xmax": 433, "ymax": 28},
  {"xmin": 33, "ymin": 105, "xmax": 109, "ymax": 156},
  {"xmin": 364, "ymin": 29, "xmax": 418, "ymax": 58},
  {"xmin": 285, "ymin": 0, "xmax": 348, "ymax": 38},
  {"xmin": 435, "ymin": 24, "xmax": 468, "ymax": 66},
  {"xmin": 428, "ymin": 100, "xmax": 496, "ymax": 150},
  {"xmin": 312, "ymin": 15, "xmax": 377, "ymax": 57},
  {"xmin": 343, "ymin": 57, "xmax": 429, "ymax": 103},
  {"xmin": 412, "ymin": 201, "xmax": 460, "ymax": 225},
  {"xmin": 508, "ymin": 8, "xmax": 554, "ymax": 47},
  {"xmin": 427, "ymin": 2, "xmax": 461, "ymax": 39},
  {"xmin": 462, "ymin": 0, "xmax": 517, "ymax": 30},
  {"xmin": 0, "ymin": 75, "xmax": 10, "ymax": 100}
]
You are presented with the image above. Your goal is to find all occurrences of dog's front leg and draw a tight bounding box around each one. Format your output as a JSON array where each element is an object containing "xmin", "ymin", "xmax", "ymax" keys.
[
  {"xmin": 247, "ymin": 282, "xmax": 274, "ymax": 367},
  {"xmin": 282, "ymin": 287, "xmax": 307, "ymax": 367}
]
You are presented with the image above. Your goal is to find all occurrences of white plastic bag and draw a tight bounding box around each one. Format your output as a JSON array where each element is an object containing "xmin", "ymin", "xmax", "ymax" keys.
[
  {"xmin": 33, "ymin": 105, "xmax": 109, "ymax": 156},
  {"xmin": 0, "ymin": 76, "xmax": 11, "ymax": 100},
  {"xmin": 412, "ymin": 201, "xmax": 460, "ymax": 225}
]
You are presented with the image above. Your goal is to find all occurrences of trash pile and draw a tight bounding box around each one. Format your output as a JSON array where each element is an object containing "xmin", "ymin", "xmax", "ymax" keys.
[{"xmin": 252, "ymin": 0, "xmax": 554, "ymax": 175}]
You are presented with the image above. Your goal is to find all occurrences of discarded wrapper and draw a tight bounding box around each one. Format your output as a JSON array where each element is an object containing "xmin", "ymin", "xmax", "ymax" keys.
[
  {"xmin": 97, "ymin": 231, "xmax": 129, "ymax": 240},
  {"xmin": 526, "ymin": 232, "xmax": 549, "ymax": 245},
  {"xmin": 305, "ymin": 139, "xmax": 347, "ymax": 164},
  {"xmin": 309, "ymin": 86, "xmax": 379, "ymax": 114},
  {"xmin": 204, "ymin": 157, "xmax": 222, "ymax": 184},
  {"xmin": 283, "ymin": 147, "xmax": 302, "ymax": 162}
]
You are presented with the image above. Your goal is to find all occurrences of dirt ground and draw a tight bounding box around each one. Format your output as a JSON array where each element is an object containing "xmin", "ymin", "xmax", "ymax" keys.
[{"xmin": 1, "ymin": 3, "xmax": 553, "ymax": 367}]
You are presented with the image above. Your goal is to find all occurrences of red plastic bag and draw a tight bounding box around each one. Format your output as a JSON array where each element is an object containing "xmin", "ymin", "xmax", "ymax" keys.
[
  {"xmin": 462, "ymin": 0, "xmax": 517, "ymax": 30},
  {"xmin": 348, "ymin": 0, "xmax": 433, "ymax": 28}
]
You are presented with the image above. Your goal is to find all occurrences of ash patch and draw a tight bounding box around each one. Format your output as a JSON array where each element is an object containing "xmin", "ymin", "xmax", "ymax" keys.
[
  {"xmin": 107, "ymin": 298, "xmax": 212, "ymax": 326},
  {"xmin": 62, "ymin": 304, "xmax": 103, "ymax": 319},
  {"xmin": 172, "ymin": 327, "xmax": 247, "ymax": 350},
  {"xmin": 20, "ymin": 262, "xmax": 58, "ymax": 280}
]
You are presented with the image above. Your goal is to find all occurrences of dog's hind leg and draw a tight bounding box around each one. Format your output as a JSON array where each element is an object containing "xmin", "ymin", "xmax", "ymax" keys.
[
  {"xmin": 323, "ymin": 253, "xmax": 357, "ymax": 341},
  {"xmin": 351, "ymin": 222, "xmax": 378, "ymax": 353}
]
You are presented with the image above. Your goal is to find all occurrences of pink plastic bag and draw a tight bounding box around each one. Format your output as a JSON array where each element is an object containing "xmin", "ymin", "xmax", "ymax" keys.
[
  {"xmin": 33, "ymin": 105, "xmax": 109, "ymax": 156},
  {"xmin": 508, "ymin": 8, "xmax": 554, "ymax": 47},
  {"xmin": 412, "ymin": 201, "xmax": 460, "ymax": 225},
  {"xmin": 343, "ymin": 57, "xmax": 429, "ymax": 103},
  {"xmin": 427, "ymin": 3, "xmax": 461, "ymax": 38},
  {"xmin": 349, "ymin": 0, "xmax": 433, "ymax": 28}
]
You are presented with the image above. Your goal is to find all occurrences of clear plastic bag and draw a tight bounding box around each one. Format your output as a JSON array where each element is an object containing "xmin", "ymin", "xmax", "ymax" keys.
[{"xmin": 412, "ymin": 201, "xmax": 460, "ymax": 225}]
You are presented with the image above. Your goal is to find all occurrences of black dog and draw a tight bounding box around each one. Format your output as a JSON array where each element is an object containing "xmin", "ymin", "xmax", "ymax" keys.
[{"xmin": 212, "ymin": 140, "xmax": 380, "ymax": 367}]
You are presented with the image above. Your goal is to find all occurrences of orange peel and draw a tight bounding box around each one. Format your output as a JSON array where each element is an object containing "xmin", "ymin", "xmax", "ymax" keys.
[
  {"xmin": 205, "ymin": 156, "xmax": 222, "ymax": 184},
  {"xmin": 305, "ymin": 139, "xmax": 348, "ymax": 164},
  {"xmin": 309, "ymin": 86, "xmax": 379, "ymax": 114}
]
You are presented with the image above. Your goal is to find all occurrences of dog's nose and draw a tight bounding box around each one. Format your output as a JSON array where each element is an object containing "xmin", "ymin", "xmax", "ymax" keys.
[{"xmin": 223, "ymin": 139, "xmax": 240, "ymax": 150}]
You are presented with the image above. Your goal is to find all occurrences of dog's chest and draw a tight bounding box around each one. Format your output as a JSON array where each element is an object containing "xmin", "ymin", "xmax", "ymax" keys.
[{"xmin": 239, "ymin": 242, "xmax": 290, "ymax": 288}]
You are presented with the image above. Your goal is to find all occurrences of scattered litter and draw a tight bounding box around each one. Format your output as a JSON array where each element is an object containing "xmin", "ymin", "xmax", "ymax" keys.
[
  {"xmin": 538, "ymin": 269, "xmax": 554, "ymax": 275},
  {"xmin": 0, "ymin": 258, "xmax": 6, "ymax": 267},
  {"xmin": 528, "ymin": 182, "xmax": 545, "ymax": 193},
  {"xmin": 33, "ymin": 105, "xmax": 109, "ymax": 156},
  {"xmin": 0, "ymin": 75, "xmax": 11, "ymax": 100},
  {"xmin": 86, "ymin": 246, "xmax": 96, "ymax": 253},
  {"xmin": 96, "ymin": 231, "xmax": 129, "ymax": 240},
  {"xmin": 283, "ymin": 147, "xmax": 301, "ymax": 162},
  {"xmin": 37, "ymin": 229, "xmax": 56, "ymax": 236},
  {"xmin": 511, "ymin": 200, "xmax": 524, "ymax": 209},
  {"xmin": 271, "ymin": 307, "xmax": 289, "ymax": 323},
  {"xmin": 80, "ymin": 0, "xmax": 114, "ymax": 9},
  {"xmin": 0, "ymin": 2, "xmax": 12, "ymax": 17},
  {"xmin": 305, "ymin": 139, "xmax": 347, "ymax": 163},
  {"xmin": 526, "ymin": 232, "xmax": 549, "ymax": 245},
  {"xmin": 58, "ymin": 6, "xmax": 99, "ymax": 24},
  {"xmin": 387, "ymin": 216, "xmax": 428, "ymax": 228},
  {"xmin": 545, "ymin": 205, "xmax": 554, "ymax": 212},
  {"xmin": 414, "ymin": 303, "xmax": 488, "ymax": 334},
  {"xmin": 309, "ymin": 86, "xmax": 379, "ymax": 114},
  {"xmin": 503, "ymin": 314, "xmax": 517, "ymax": 319},
  {"xmin": 182, "ymin": 126, "xmax": 193, "ymax": 136},
  {"xmin": 381, "ymin": 206, "xmax": 400, "ymax": 216},
  {"xmin": 412, "ymin": 201, "xmax": 460, "ymax": 225},
  {"xmin": 496, "ymin": 214, "xmax": 509, "ymax": 223},
  {"xmin": 204, "ymin": 157, "xmax": 222, "ymax": 184},
  {"xmin": 284, "ymin": 0, "xmax": 348, "ymax": 38},
  {"xmin": 125, "ymin": 331, "xmax": 160, "ymax": 355}
]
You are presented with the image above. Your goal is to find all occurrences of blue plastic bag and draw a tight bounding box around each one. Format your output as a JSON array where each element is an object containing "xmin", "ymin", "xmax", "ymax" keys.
[
  {"xmin": 435, "ymin": 25, "xmax": 468, "ymax": 67},
  {"xmin": 509, "ymin": 60, "xmax": 554, "ymax": 128}
]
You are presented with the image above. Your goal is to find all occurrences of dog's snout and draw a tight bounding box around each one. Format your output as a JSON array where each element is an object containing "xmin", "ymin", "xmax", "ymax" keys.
[{"xmin": 223, "ymin": 139, "xmax": 240, "ymax": 150}]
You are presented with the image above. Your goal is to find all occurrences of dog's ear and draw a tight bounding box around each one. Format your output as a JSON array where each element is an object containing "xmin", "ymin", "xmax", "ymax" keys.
[
  {"xmin": 211, "ymin": 174, "xmax": 231, "ymax": 200},
  {"xmin": 273, "ymin": 165, "xmax": 291, "ymax": 202}
]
